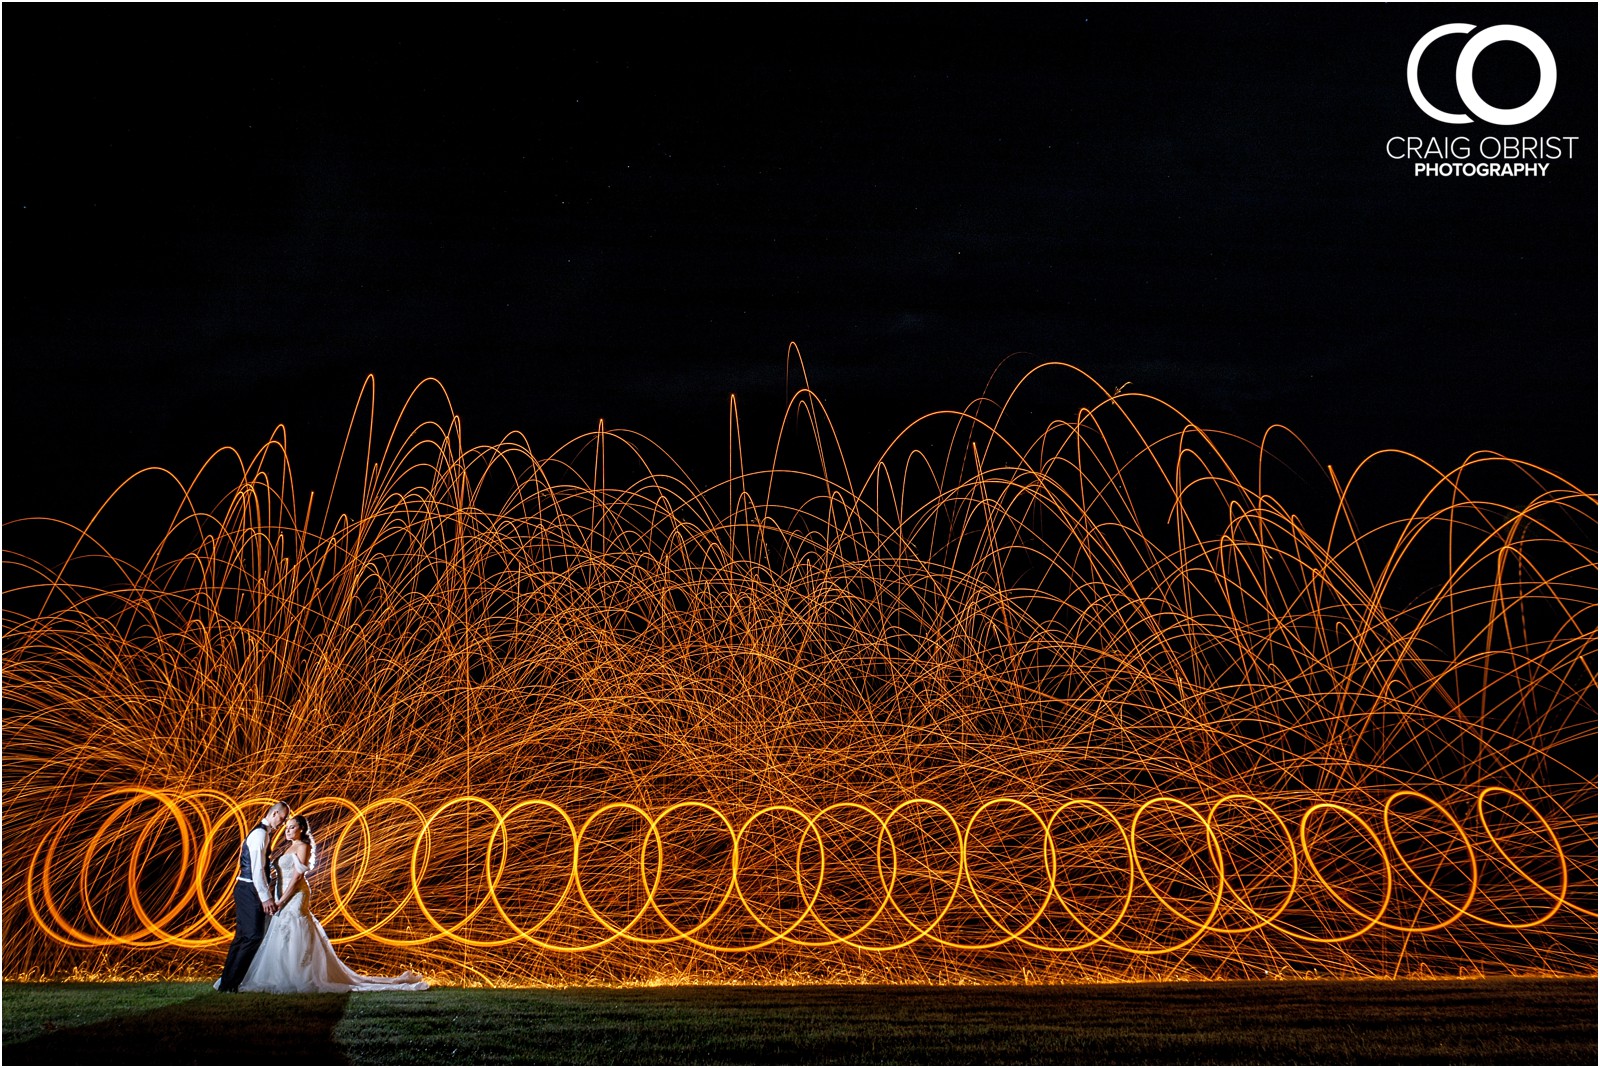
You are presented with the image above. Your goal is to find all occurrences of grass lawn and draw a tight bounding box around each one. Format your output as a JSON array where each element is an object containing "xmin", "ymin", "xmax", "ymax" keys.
[{"xmin": 3, "ymin": 978, "xmax": 1594, "ymax": 1065}]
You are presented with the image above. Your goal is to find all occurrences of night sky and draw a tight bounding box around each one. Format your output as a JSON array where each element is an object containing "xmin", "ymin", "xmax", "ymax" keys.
[{"xmin": 6, "ymin": 6, "xmax": 1596, "ymax": 538}]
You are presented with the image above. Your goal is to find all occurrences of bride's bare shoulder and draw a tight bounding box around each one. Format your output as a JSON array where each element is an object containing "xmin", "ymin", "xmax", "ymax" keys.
[{"xmin": 292, "ymin": 840, "xmax": 311, "ymax": 863}]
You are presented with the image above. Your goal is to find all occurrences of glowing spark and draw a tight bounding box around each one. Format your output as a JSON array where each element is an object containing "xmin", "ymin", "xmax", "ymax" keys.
[{"xmin": 4, "ymin": 358, "xmax": 1594, "ymax": 983}]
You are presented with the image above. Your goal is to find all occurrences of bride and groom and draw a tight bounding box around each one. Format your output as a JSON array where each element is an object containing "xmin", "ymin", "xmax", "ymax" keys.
[{"xmin": 216, "ymin": 800, "xmax": 428, "ymax": 994}]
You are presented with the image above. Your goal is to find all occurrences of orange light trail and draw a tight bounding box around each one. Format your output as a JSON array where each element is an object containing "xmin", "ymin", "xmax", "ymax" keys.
[{"xmin": 4, "ymin": 359, "xmax": 1594, "ymax": 983}]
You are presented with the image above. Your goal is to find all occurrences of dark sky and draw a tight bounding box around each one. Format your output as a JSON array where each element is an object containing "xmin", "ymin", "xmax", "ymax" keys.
[{"xmin": 6, "ymin": 6, "xmax": 1596, "ymax": 535}]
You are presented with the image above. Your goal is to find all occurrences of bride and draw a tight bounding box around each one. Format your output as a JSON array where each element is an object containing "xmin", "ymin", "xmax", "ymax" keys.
[{"xmin": 237, "ymin": 814, "xmax": 429, "ymax": 993}]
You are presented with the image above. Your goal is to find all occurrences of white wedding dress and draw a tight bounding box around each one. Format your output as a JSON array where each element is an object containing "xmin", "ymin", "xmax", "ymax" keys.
[{"xmin": 237, "ymin": 850, "xmax": 429, "ymax": 993}]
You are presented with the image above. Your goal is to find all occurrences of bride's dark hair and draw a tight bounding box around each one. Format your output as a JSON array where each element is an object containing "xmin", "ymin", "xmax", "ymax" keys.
[
  {"xmin": 294, "ymin": 814, "xmax": 319, "ymax": 878},
  {"xmin": 273, "ymin": 814, "xmax": 318, "ymax": 879}
]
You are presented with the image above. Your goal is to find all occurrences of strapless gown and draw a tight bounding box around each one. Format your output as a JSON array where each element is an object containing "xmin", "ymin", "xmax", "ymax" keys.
[{"xmin": 237, "ymin": 851, "xmax": 429, "ymax": 993}]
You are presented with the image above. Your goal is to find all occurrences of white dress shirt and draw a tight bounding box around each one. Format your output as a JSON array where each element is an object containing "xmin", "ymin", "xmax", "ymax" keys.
[{"xmin": 238, "ymin": 824, "xmax": 273, "ymax": 905}]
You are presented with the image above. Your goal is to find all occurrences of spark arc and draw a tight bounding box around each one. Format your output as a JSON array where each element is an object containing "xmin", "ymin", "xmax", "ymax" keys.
[{"xmin": 5, "ymin": 361, "xmax": 1594, "ymax": 983}]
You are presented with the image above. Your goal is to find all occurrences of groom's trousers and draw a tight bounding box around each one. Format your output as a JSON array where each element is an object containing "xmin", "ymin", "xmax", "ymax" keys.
[{"xmin": 217, "ymin": 881, "xmax": 268, "ymax": 991}]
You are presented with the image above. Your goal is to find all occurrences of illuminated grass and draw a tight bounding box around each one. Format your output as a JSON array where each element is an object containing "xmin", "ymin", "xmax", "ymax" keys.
[
  {"xmin": 2, "ymin": 979, "xmax": 1594, "ymax": 1064},
  {"xmin": 1, "ymin": 982, "xmax": 208, "ymax": 1047}
]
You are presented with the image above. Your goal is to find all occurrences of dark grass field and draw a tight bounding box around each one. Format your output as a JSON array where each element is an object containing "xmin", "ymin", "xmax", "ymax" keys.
[{"xmin": 2, "ymin": 978, "xmax": 1594, "ymax": 1065}]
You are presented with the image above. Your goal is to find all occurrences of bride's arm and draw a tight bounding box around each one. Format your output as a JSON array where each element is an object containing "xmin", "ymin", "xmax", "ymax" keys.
[{"xmin": 276, "ymin": 843, "xmax": 312, "ymax": 905}]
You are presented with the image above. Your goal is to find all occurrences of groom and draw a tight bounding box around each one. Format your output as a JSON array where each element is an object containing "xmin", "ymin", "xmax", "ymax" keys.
[{"xmin": 217, "ymin": 800, "xmax": 290, "ymax": 992}]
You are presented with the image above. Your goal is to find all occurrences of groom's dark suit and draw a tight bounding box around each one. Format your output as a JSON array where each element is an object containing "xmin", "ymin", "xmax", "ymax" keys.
[{"xmin": 217, "ymin": 821, "xmax": 274, "ymax": 991}]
